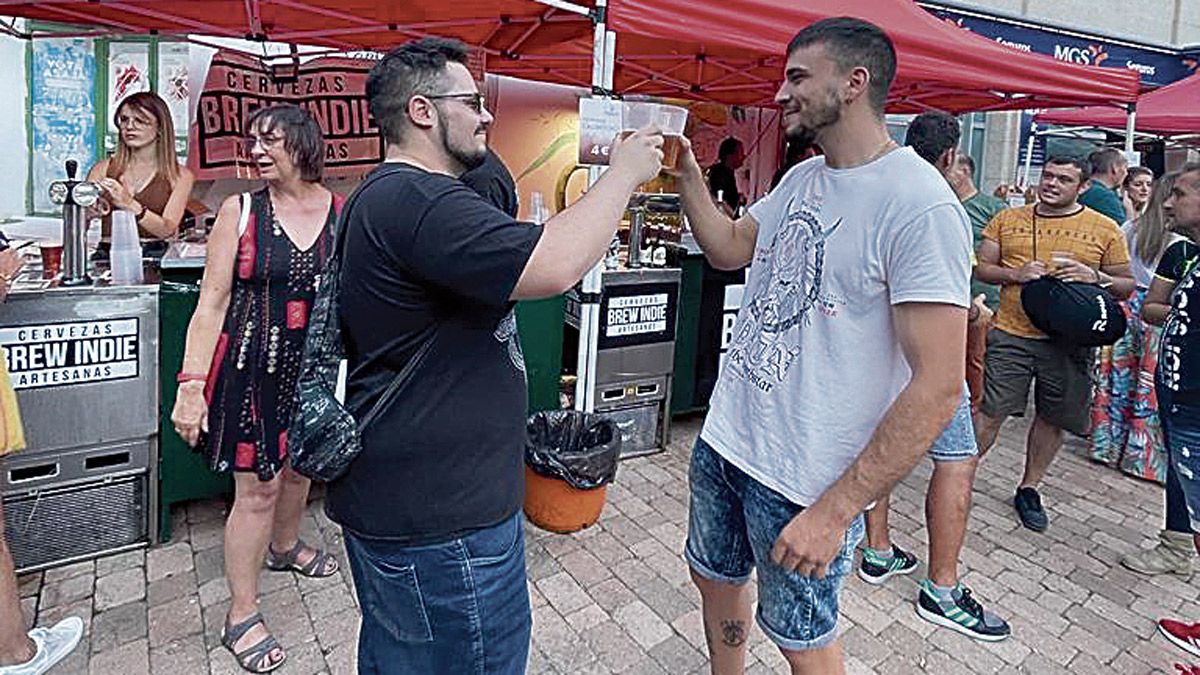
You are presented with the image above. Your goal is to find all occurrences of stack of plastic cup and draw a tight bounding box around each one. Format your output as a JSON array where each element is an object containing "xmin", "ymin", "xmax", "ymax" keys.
[{"xmin": 109, "ymin": 210, "xmax": 143, "ymax": 285}]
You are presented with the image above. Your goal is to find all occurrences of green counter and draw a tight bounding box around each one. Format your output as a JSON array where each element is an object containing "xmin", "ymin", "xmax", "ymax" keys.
[
  {"xmin": 671, "ymin": 255, "xmax": 705, "ymax": 415},
  {"xmin": 157, "ymin": 275, "xmax": 232, "ymax": 541}
]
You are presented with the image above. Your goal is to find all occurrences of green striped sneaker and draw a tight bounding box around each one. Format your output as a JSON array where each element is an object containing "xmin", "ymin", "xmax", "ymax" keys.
[
  {"xmin": 857, "ymin": 545, "xmax": 918, "ymax": 585},
  {"xmin": 916, "ymin": 579, "xmax": 1011, "ymax": 642}
]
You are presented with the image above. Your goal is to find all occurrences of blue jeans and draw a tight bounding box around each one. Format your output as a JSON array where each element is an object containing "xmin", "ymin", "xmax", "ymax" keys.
[
  {"xmin": 928, "ymin": 386, "xmax": 978, "ymax": 462},
  {"xmin": 344, "ymin": 511, "xmax": 531, "ymax": 674},
  {"xmin": 685, "ymin": 438, "xmax": 864, "ymax": 651},
  {"xmin": 1159, "ymin": 394, "xmax": 1200, "ymax": 533}
]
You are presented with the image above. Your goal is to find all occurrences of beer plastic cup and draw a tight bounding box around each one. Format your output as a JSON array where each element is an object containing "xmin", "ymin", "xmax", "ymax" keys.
[
  {"xmin": 40, "ymin": 244, "xmax": 62, "ymax": 279},
  {"xmin": 656, "ymin": 105, "xmax": 689, "ymax": 170}
]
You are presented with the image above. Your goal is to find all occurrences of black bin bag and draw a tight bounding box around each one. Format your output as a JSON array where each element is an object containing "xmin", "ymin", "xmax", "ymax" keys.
[{"xmin": 525, "ymin": 410, "xmax": 622, "ymax": 490}]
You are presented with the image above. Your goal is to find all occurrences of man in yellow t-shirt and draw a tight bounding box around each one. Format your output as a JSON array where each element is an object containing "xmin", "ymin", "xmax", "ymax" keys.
[{"xmin": 974, "ymin": 155, "xmax": 1135, "ymax": 533}]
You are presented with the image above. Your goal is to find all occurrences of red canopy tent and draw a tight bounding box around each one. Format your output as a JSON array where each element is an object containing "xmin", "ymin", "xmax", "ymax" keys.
[
  {"xmin": 2, "ymin": 0, "xmax": 1140, "ymax": 111},
  {"xmin": 1, "ymin": 0, "xmax": 595, "ymax": 65},
  {"xmin": 1035, "ymin": 73, "xmax": 1200, "ymax": 138},
  {"xmin": 510, "ymin": 0, "xmax": 1140, "ymax": 111}
]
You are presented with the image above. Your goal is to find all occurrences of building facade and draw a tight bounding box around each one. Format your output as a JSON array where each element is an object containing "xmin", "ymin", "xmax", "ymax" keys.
[{"xmin": 924, "ymin": 1, "xmax": 1200, "ymax": 192}]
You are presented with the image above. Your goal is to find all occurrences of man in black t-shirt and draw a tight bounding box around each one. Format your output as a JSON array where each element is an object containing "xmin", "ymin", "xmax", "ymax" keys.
[
  {"xmin": 328, "ymin": 37, "xmax": 663, "ymax": 674},
  {"xmin": 707, "ymin": 137, "xmax": 744, "ymax": 215},
  {"xmin": 1147, "ymin": 164, "xmax": 1200, "ymax": 661}
]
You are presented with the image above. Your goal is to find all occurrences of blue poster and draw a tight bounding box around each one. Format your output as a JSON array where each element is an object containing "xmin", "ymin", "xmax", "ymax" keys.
[
  {"xmin": 30, "ymin": 39, "xmax": 96, "ymax": 214},
  {"xmin": 923, "ymin": 4, "xmax": 1199, "ymax": 88}
]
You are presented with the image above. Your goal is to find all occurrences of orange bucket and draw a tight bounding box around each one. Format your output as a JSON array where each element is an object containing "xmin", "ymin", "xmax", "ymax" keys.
[{"xmin": 523, "ymin": 465, "xmax": 608, "ymax": 534}]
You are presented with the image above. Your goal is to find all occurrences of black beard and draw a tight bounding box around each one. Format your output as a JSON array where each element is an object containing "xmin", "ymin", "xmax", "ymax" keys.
[
  {"xmin": 782, "ymin": 89, "xmax": 840, "ymax": 146},
  {"xmin": 440, "ymin": 122, "xmax": 487, "ymax": 174}
]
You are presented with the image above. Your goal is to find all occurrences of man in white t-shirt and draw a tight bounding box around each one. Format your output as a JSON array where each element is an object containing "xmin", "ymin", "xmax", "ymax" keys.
[{"xmin": 671, "ymin": 18, "xmax": 970, "ymax": 674}]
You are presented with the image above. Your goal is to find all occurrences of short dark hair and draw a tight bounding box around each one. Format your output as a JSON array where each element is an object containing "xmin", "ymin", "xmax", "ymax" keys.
[
  {"xmin": 904, "ymin": 112, "xmax": 960, "ymax": 165},
  {"xmin": 957, "ymin": 154, "xmax": 976, "ymax": 177},
  {"xmin": 367, "ymin": 37, "xmax": 470, "ymax": 146},
  {"xmin": 1045, "ymin": 155, "xmax": 1092, "ymax": 184},
  {"xmin": 246, "ymin": 104, "xmax": 324, "ymax": 182},
  {"xmin": 787, "ymin": 17, "xmax": 897, "ymax": 115},
  {"xmin": 718, "ymin": 137, "xmax": 743, "ymax": 161},
  {"xmin": 1088, "ymin": 147, "xmax": 1127, "ymax": 176}
]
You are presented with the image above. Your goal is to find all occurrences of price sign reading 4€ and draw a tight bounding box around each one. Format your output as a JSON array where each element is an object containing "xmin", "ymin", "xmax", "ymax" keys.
[{"xmin": 578, "ymin": 98, "xmax": 623, "ymax": 166}]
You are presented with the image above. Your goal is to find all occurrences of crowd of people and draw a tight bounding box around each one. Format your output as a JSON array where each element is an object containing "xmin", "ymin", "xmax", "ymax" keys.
[
  {"xmin": 162, "ymin": 20, "xmax": 1197, "ymax": 675},
  {"xmin": 2, "ymin": 11, "xmax": 1199, "ymax": 675}
]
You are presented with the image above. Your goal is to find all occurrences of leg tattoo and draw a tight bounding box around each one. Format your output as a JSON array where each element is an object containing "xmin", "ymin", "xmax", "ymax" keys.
[{"xmin": 720, "ymin": 620, "xmax": 747, "ymax": 648}]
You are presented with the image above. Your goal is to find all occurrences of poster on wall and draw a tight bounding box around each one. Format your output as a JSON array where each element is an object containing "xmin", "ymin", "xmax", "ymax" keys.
[
  {"xmin": 106, "ymin": 42, "xmax": 151, "ymax": 147},
  {"xmin": 30, "ymin": 38, "xmax": 96, "ymax": 214},
  {"xmin": 188, "ymin": 50, "xmax": 381, "ymax": 180},
  {"xmin": 577, "ymin": 98, "xmax": 622, "ymax": 166},
  {"xmin": 157, "ymin": 42, "xmax": 191, "ymax": 156}
]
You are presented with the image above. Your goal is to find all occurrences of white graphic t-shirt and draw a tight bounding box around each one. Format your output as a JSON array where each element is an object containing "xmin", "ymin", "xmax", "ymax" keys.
[{"xmin": 701, "ymin": 146, "xmax": 971, "ymax": 507}]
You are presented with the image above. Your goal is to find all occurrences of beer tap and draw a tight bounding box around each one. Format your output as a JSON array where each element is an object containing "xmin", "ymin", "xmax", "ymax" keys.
[{"xmin": 47, "ymin": 159, "xmax": 101, "ymax": 286}]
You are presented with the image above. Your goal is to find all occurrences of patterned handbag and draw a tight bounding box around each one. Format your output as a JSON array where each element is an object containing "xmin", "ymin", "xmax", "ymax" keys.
[{"xmin": 288, "ymin": 165, "xmax": 434, "ymax": 482}]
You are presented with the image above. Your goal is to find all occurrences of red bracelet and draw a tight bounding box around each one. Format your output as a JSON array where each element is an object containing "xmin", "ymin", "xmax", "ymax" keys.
[{"xmin": 176, "ymin": 372, "xmax": 206, "ymax": 384}]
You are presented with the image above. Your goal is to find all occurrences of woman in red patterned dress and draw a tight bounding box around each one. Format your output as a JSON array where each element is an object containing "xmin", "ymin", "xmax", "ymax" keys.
[{"xmin": 170, "ymin": 105, "xmax": 342, "ymax": 673}]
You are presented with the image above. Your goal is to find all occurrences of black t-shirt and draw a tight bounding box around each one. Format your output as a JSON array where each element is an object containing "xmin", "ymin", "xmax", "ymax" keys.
[
  {"xmin": 460, "ymin": 150, "xmax": 519, "ymax": 218},
  {"xmin": 1155, "ymin": 239, "xmax": 1200, "ymax": 404},
  {"xmin": 327, "ymin": 162, "xmax": 543, "ymax": 542},
  {"xmin": 707, "ymin": 163, "xmax": 739, "ymax": 211}
]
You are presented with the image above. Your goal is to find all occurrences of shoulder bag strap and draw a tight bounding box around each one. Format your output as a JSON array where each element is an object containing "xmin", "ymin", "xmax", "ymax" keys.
[
  {"xmin": 327, "ymin": 164, "xmax": 440, "ymax": 431},
  {"xmin": 356, "ymin": 333, "xmax": 437, "ymax": 432},
  {"xmin": 1031, "ymin": 209, "xmax": 1038, "ymax": 261},
  {"xmin": 236, "ymin": 192, "xmax": 252, "ymax": 238}
]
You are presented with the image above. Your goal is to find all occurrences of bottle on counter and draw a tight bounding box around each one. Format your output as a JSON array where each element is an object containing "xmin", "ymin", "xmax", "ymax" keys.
[{"xmin": 530, "ymin": 191, "xmax": 549, "ymax": 225}]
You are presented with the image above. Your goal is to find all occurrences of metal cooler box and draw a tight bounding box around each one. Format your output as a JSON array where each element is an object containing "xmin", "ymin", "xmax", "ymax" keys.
[
  {"xmin": 0, "ymin": 285, "xmax": 159, "ymax": 571},
  {"xmin": 570, "ymin": 268, "xmax": 681, "ymax": 458}
]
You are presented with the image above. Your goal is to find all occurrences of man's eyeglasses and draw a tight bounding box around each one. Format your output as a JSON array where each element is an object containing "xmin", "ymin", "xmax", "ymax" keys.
[{"xmin": 425, "ymin": 92, "xmax": 487, "ymax": 114}]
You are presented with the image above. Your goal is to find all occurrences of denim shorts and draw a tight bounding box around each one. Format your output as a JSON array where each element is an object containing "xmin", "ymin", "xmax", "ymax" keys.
[
  {"xmin": 685, "ymin": 438, "xmax": 864, "ymax": 651},
  {"xmin": 1160, "ymin": 396, "xmax": 1200, "ymax": 533},
  {"xmin": 928, "ymin": 386, "xmax": 978, "ymax": 463},
  {"xmin": 343, "ymin": 511, "xmax": 531, "ymax": 675}
]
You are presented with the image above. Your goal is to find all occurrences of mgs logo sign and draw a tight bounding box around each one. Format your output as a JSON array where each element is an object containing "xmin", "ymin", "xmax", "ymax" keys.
[{"xmin": 1053, "ymin": 44, "xmax": 1109, "ymax": 66}]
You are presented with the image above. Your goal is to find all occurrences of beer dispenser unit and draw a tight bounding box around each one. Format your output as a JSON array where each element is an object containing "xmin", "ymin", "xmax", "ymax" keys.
[{"xmin": 47, "ymin": 159, "xmax": 101, "ymax": 286}]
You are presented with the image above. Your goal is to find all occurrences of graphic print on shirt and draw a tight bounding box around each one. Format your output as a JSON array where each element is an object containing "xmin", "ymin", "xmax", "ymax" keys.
[
  {"xmin": 726, "ymin": 195, "xmax": 841, "ymax": 393},
  {"xmin": 494, "ymin": 309, "xmax": 526, "ymax": 375},
  {"xmin": 1162, "ymin": 264, "xmax": 1198, "ymax": 393}
]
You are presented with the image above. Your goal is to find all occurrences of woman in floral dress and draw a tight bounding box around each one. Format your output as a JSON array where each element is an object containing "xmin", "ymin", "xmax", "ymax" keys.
[{"xmin": 1090, "ymin": 173, "xmax": 1178, "ymax": 482}]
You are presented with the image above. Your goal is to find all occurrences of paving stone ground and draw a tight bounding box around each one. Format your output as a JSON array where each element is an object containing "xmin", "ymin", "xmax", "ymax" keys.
[{"xmin": 19, "ymin": 413, "xmax": 1199, "ymax": 674}]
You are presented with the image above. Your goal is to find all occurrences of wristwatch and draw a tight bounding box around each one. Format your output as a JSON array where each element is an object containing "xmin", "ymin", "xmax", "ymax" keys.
[{"xmin": 134, "ymin": 202, "xmax": 148, "ymax": 222}]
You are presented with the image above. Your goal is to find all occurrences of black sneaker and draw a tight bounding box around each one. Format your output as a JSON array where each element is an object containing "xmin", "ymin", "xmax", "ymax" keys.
[
  {"xmin": 857, "ymin": 545, "xmax": 918, "ymax": 585},
  {"xmin": 1014, "ymin": 487, "xmax": 1048, "ymax": 532},
  {"xmin": 917, "ymin": 580, "xmax": 1012, "ymax": 642}
]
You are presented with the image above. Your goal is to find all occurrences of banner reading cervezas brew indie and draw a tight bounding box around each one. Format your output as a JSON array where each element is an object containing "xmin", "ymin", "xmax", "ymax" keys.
[{"xmin": 189, "ymin": 51, "xmax": 381, "ymax": 180}]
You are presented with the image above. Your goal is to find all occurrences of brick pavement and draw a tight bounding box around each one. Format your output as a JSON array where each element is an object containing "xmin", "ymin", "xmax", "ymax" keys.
[{"xmin": 17, "ymin": 413, "xmax": 1198, "ymax": 674}]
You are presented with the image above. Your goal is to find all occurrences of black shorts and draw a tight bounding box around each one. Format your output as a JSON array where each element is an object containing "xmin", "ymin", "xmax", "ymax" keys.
[{"xmin": 980, "ymin": 329, "xmax": 1092, "ymax": 435}]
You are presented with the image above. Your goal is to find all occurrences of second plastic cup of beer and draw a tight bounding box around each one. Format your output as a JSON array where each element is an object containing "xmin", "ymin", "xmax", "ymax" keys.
[
  {"xmin": 656, "ymin": 105, "xmax": 688, "ymax": 170},
  {"xmin": 619, "ymin": 102, "xmax": 689, "ymax": 170}
]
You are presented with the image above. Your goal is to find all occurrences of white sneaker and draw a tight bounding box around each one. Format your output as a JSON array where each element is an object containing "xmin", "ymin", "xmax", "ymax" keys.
[{"xmin": 0, "ymin": 616, "xmax": 84, "ymax": 675}]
